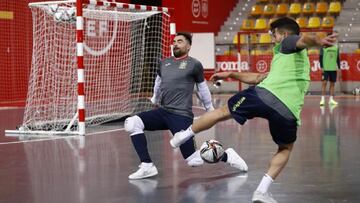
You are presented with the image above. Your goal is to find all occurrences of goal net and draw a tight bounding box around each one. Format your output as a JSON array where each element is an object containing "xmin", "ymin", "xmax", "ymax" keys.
[{"xmin": 13, "ymin": 1, "xmax": 171, "ymax": 135}]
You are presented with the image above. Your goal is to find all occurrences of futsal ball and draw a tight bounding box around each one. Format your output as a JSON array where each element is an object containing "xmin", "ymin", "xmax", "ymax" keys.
[
  {"xmin": 199, "ymin": 140, "xmax": 225, "ymax": 163},
  {"xmin": 53, "ymin": 7, "xmax": 76, "ymax": 23}
]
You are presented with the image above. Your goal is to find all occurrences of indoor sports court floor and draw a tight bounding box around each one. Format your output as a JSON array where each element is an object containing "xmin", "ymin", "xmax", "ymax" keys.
[{"xmin": 0, "ymin": 95, "xmax": 359, "ymax": 203}]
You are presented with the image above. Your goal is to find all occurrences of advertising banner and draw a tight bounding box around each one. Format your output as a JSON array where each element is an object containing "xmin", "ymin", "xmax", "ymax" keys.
[{"xmin": 213, "ymin": 54, "xmax": 360, "ymax": 81}]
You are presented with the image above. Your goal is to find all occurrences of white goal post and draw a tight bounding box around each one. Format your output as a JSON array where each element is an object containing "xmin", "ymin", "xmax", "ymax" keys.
[{"xmin": 6, "ymin": 0, "xmax": 175, "ymax": 136}]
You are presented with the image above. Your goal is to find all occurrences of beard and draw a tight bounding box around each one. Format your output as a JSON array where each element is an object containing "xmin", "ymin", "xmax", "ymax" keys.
[{"xmin": 173, "ymin": 48, "xmax": 186, "ymax": 58}]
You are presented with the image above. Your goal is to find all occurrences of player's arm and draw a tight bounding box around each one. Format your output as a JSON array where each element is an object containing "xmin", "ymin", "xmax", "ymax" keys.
[
  {"xmin": 296, "ymin": 33, "xmax": 338, "ymax": 49},
  {"xmin": 151, "ymin": 60, "xmax": 163, "ymax": 104},
  {"xmin": 196, "ymin": 81, "xmax": 214, "ymax": 111},
  {"xmin": 210, "ymin": 72, "xmax": 268, "ymax": 85},
  {"xmin": 194, "ymin": 61, "xmax": 214, "ymax": 111},
  {"xmin": 150, "ymin": 75, "xmax": 161, "ymax": 104}
]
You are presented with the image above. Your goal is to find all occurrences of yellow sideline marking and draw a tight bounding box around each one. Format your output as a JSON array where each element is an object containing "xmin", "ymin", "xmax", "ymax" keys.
[{"xmin": 0, "ymin": 11, "xmax": 14, "ymax": 20}]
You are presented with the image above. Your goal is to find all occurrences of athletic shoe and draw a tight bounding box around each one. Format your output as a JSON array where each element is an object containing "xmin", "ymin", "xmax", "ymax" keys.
[
  {"xmin": 187, "ymin": 150, "xmax": 204, "ymax": 167},
  {"xmin": 319, "ymin": 99, "xmax": 325, "ymax": 106},
  {"xmin": 128, "ymin": 162, "xmax": 158, "ymax": 180},
  {"xmin": 252, "ymin": 190, "xmax": 278, "ymax": 203},
  {"xmin": 225, "ymin": 148, "xmax": 248, "ymax": 172},
  {"xmin": 170, "ymin": 130, "xmax": 191, "ymax": 148},
  {"xmin": 329, "ymin": 99, "xmax": 338, "ymax": 106}
]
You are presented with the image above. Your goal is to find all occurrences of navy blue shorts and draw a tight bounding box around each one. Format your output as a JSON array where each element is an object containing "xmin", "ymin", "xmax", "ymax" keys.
[
  {"xmin": 227, "ymin": 87, "xmax": 297, "ymax": 145},
  {"xmin": 322, "ymin": 71, "xmax": 337, "ymax": 82},
  {"xmin": 137, "ymin": 108, "xmax": 196, "ymax": 159}
]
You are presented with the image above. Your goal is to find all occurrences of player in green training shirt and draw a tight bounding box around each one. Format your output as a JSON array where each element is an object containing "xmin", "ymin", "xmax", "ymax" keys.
[
  {"xmin": 169, "ymin": 17, "xmax": 338, "ymax": 203},
  {"xmin": 319, "ymin": 31, "xmax": 340, "ymax": 106}
]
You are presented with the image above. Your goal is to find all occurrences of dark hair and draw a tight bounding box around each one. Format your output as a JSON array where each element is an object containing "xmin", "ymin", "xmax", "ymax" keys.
[
  {"xmin": 176, "ymin": 32, "xmax": 192, "ymax": 45},
  {"xmin": 270, "ymin": 17, "xmax": 300, "ymax": 35}
]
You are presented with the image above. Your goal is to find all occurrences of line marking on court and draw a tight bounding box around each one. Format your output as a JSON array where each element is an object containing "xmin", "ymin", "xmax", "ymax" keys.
[
  {"xmin": 0, "ymin": 106, "xmax": 24, "ymax": 110},
  {"xmin": 0, "ymin": 106, "xmax": 204, "ymax": 145},
  {"xmin": 0, "ymin": 136, "xmax": 78, "ymax": 145}
]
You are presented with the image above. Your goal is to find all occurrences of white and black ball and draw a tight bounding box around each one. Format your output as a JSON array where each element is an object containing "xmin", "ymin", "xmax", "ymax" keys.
[{"xmin": 199, "ymin": 140, "xmax": 225, "ymax": 163}]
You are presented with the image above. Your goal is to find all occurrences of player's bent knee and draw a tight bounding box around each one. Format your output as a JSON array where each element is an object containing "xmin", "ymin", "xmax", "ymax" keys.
[{"xmin": 124, "ymin": 115, "xmax": 144, "ymax": 136}]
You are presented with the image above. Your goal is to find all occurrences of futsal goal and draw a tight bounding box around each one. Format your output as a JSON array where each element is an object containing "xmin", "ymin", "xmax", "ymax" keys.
[{"xmin": 6, "ymin": 0, "xmax": 174, "ymax": 135}]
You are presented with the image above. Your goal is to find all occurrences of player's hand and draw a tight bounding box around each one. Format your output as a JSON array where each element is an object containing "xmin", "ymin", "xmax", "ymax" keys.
[
  {"xmin": 320, "ymin": 33, "xmax": 338, "ymax": 47},
  {"xmin": 209, "ymin": 72, "xmax": 231, "ymax": 82},
  {"xmin": 149, "ymin": 97, "xmax": 159, "ymax": 108},
  {"xmin": 150, "ymin": 96, "xmax": 157, "ymax": 105},
  {"xmin": 205, "ymin": 105, "xmax": 215, "ymax": 112}
]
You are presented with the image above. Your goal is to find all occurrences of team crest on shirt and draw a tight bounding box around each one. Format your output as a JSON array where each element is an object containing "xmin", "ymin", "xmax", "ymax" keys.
[{"xmin": 179, "ymin": 61, "xmax": 188, "ymax": 69}]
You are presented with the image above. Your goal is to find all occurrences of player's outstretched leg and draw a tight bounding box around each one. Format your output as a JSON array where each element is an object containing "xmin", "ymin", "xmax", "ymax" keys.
[
  {"xmin": 125, "ymin": 116, "xmax": 158, "ymax": 179},
  {"xmin": 170, "ymin": 128, "xmax": 194, "ymax": 148},
  {"xmin": 170, "ymin": 106, "xmax": 232, "ymax": 148},
  {"xmin": 178, "ymin": 137, "xmax": 204, "ymax": 167}
]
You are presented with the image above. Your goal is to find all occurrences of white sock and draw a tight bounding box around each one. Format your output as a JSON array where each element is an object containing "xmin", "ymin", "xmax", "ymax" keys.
[
  {"xmin": 321, "ymin": 96, "xmax": 325, "ymax": 101},
  {"xmin": 182, "ymin": 126, "xmax": 195, "ymax": 140},
  {"xmin": 330, "ymin": 96, "xmax": 334, "ymax": 101},
  {"xmin": 141, "ymin": 162, "xmax": 153, "ymax": 166},
  {"xmin": 256, "ymin": 174, "xmax": 274, "ymax": 193}
]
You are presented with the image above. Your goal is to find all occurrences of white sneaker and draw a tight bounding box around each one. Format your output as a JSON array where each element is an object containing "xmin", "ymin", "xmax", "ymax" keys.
[
  {"xmin": 170, "ymin": 130, "xmax": 191, "ymax": 148},
  {"xmin": 320, "ymin": 99, "xmax": 325, "ymax": 106},
  {"xmin": 225, "ymin": 148, "xmax": 248, "ymax": 172},
  {"xmin": 128, "ymin": 162, "xmax": 158, "ymax": 180},
  {"xmin": 186, "ymin": 150, "xmax": 204, "ymax": 167},
  {"xmin": 252, "ymin": 190, "xmax": 278, "ymax": 203},
  {"xmin": 329, "ymin": 99, "xmax": 338, "ymax": 106}
]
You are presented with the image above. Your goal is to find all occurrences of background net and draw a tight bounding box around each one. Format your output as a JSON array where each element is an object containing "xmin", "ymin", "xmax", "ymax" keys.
[{"xmin": 20, "ymin": 2, "xmax": 171, "ymax": 132}]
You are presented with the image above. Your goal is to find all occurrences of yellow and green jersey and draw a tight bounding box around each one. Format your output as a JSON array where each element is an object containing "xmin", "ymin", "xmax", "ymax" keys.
[
  {"xmin": 320, "ymin": 45, "xmax": 340, "ymax": 71},
  {"xmin": 258, "ymin": 43, "xmax": 310, "ymax": 125}
]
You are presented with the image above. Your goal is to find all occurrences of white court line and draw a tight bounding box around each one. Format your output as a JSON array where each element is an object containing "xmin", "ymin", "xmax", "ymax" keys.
[
  {"xmin": 0, "ymin": 136, "xmax": 78, "ymax": 145},
  {"xmin": 86, "ymin": 128, "xmax": 125, "ymax": 136},
  {"xmin": 1, "ymin": 106, "xmax": 205, "ymax": 145},
  {"xmin": 0, "ymin": 106, "xmax": 24, "ymax": 110}
]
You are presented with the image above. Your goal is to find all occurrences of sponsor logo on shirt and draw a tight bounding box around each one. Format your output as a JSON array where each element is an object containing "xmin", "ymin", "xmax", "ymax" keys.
[{"xmin": 179, "ymin": 61, "xmax": 188, "ymax": 69}]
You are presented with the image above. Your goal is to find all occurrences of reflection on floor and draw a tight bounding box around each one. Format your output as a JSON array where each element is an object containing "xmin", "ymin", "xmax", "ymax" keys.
[{"xmin": 0, "ymin": 96, "xmax": 359, "ymax": 203}]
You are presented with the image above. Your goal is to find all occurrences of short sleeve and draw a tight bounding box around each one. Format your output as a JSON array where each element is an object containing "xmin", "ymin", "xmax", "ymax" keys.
[
  {"xmin": 280, "ymin": 35, "xmax": 302, "ymax": 54},
  {"xmin": 193, "ymin": 60, "xmax": 205, "ymax": 83}
]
